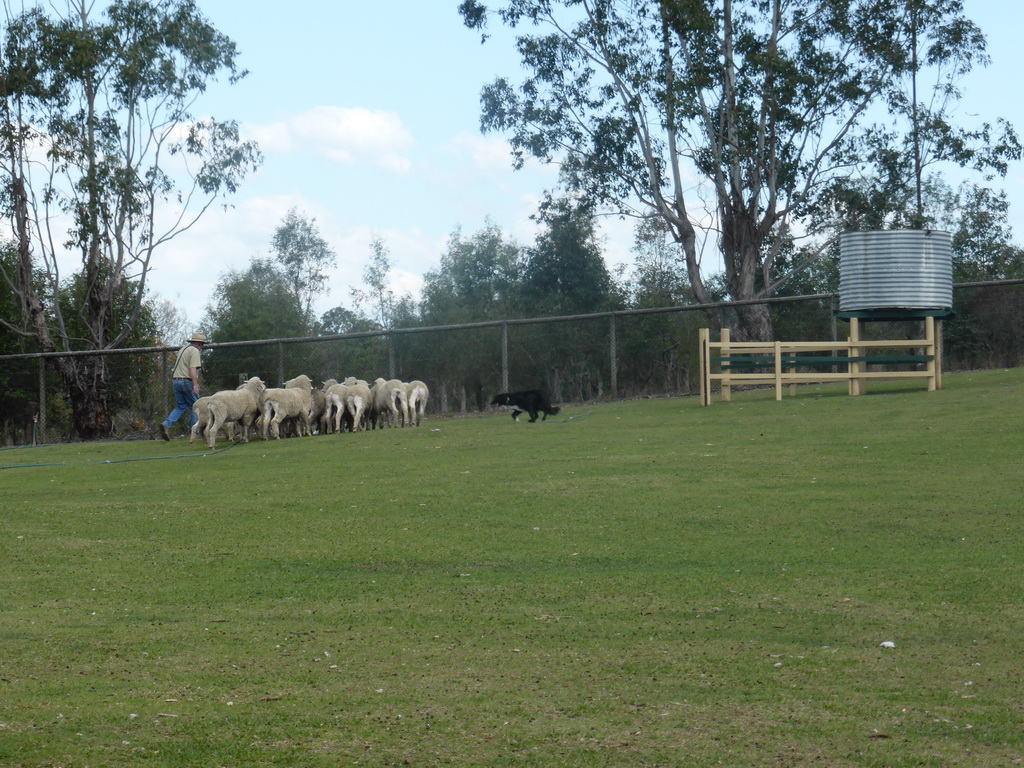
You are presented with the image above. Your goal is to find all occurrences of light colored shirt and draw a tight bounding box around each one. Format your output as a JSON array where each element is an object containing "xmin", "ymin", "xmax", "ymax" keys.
[{"xmin": 172, "ymin": 344, "xmax": 202, "ymax": 379}]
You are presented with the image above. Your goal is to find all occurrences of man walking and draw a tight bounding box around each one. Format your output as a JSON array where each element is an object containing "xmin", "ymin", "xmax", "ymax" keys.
[{"xmin": 159, "ymin": 332, "xmax": 207, "ymax": 440}]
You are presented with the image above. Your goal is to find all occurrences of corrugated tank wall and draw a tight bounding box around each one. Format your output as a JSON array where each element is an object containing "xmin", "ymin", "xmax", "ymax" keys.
[{"xmin": 839, "ymin": 230, "xmax": 953, "ymax": 311}]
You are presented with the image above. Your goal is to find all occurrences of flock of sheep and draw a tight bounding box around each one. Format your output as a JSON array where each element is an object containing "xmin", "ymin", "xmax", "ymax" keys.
[{"xmin": 188, "ymin": 375, "xmax": 429, "ymax": 449}]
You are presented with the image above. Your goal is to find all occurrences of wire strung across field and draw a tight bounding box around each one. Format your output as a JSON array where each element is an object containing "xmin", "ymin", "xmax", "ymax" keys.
[
  {"xmin": 1, "ymin": 411, "xmax": 594, "ymax": 469},
  {"xmin": 0, "ymin": 439, "xmax": 240, "ymax": 470},
  {"xmin": 540, "ymin": 411, "xmax": 592, "ymax": 424}
]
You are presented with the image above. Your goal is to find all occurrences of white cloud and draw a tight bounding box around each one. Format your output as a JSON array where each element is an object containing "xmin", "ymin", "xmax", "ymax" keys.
[
  {"xmin": 389, "ymin": 268, "xmax": 425, "ymax": 300},
  {"xmin": 246, "ymin": 106, "xmax": 415, "ymax": 173},
  {"xmin": 596, "ymin": 213, "xmax": 636, "ymax": 273},
  {"xmin": 316, "ymin": 224, "xmax": 435, "ymax": 315},
  {"xmin": 245, "ymin": 121, "xmax": 293, "ymax": 155},
  {"xmin": 150, "ymin": 194, "xmax": 329, "ymax": 320},
  {"xmin": 443, "ymin": 131, "xmax": 555, "ymax": 181},
  {"xmin": 446, "ymin": 131, "xmax": 515, "ymax": 176}
]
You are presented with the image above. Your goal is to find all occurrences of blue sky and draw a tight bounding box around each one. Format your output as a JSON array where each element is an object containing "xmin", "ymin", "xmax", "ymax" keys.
[{"xmin": 149, "ymin": 0, "xmax": 1024, "ymax": 327}]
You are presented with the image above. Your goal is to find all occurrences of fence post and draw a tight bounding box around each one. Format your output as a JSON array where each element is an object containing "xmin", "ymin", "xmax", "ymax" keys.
[
  {"xmin": 609, "ymin": 316, "xmax": 617, "ymax": 397},
  {"xmin": 389, "ymin": 334, "xmax": 397, "ymax": 380},
  {"xmin": 501, "ymin": 322, "xmax": 509, "ymax": 392},
  {"xmin": 830, "ymin": 294, "xmax": 838, "ymax": 342},
  {"xmin": 698, "ymin": 327, "xmax": 710, "ymax": 406},
  {"xmin": 849, "ymin": 317, "xmax": 862, "ymax": 395},
  {"xmin": 277, "ymin": 342, "xmax": 285, "ymax": 387},
  {"xmin": 38, "ymin": 357, "xmax": 46, "ymax": 443},
  {"xmin": 774, "ymin": 340, "xmax": 783, "ymax": 400},
  {"xmin": 926, "ymin": 316, "xmax": 939, "ymax": 392},
  {"xmin": 720, "ymin": 328, "xmax": 731, "ymax": 402},
  {"xmin": 161, "ymin": 350, "xmax": 169, "ymax": 412}
]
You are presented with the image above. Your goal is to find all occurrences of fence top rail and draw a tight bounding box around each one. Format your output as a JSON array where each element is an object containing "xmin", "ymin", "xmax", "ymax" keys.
[
  {"xmin": 4, "ymin": 277, "xmax": 1018, "ymax": 364},
  {"xmin": 5, "ymin": 294, "xmax": 831, "ymax": 362},
  {"xmin": 709, "ymin": 339, "xmax": 932, "ymax": 351}
]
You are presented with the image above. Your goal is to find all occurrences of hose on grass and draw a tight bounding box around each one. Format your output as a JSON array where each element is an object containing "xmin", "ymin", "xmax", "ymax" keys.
[
  {"xmin": 2, "ymin": 412, "xmax": 592, "ymax": 469},
  {"xmin": 543, "ymin": 411, "xmax": 592, "ymax": 423},
  {"xmin": 0, "ymin": 438, "xmax": 240, "ymax": 470}
]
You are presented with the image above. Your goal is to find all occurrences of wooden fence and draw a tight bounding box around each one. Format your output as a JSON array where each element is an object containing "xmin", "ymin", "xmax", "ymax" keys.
[{"xmin": 698, "ymin": 317, "xmax": 943, "ymax": 406}]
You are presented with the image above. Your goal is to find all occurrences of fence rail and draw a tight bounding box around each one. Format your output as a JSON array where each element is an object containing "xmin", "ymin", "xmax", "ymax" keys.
[
  {"xmin": 2, "ymin": 280, "xmax": 1023, "ymax": 444},
  {"xmin": 698, "ymin": 317, "xmax": 941, "ymax": 405}
]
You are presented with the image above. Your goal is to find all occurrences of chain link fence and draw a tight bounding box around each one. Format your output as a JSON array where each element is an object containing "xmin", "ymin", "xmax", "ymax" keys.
[{"xmin": 3, "ymin": 280, "xmax": 1023, "ymax": 445}]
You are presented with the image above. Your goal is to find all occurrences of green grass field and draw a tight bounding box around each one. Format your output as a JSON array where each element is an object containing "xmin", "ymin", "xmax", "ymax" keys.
[{"xmin": 2, "ymin": 369, "xmax": 1023, "ymax": 767}]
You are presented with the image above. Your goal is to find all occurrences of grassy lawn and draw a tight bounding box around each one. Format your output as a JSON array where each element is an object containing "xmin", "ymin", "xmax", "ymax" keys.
[{"xmin": 1, "ymin": 369, "xmax": 1022, "ymax": 767}]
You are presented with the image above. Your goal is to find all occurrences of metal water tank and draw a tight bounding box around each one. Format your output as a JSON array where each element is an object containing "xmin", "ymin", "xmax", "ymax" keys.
[{"xmin": 839, "ymin": 229, "xmax": 952, "ymax": 312}]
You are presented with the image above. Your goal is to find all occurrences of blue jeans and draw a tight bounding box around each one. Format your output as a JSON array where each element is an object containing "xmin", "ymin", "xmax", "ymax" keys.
[{"xmin": 164, "ymin": 379, "xmax": 199, "ymax": 429}]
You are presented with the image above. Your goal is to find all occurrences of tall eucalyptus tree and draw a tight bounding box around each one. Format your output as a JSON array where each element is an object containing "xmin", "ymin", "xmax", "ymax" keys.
[
  {"xmin": 460, "ymin": 0, "xmax": 1018, "ymax": 340},
  {"xmin": 270, "ymin": 208, "xmax": 337, "ymax": 326},
  {"xmin": 0, "ymin": 0, "xmax": 261, "ymax": 437}
]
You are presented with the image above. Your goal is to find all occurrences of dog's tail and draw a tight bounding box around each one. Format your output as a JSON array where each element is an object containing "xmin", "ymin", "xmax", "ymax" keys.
[{"xmin": 549, "ymin": 406, "xmax": 561, "ymax": 415}]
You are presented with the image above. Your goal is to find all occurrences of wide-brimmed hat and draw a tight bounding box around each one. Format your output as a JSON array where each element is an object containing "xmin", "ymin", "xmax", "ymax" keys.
[{"xmin": 189, "ymin": 332, "xmax": 208, "ymax": 344}]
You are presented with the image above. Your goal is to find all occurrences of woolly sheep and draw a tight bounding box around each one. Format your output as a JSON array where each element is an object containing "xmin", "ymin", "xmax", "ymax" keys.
[
  {"xmin": 260, "ymin": 374, "xmax": 314, "ymax": 440},
  {"xmin": 189, "ymin": 395, "xmax": 237, "ymax": 445},
  {"xmin": 344, "ymin": 379, "xmax": 373, "ymax": 431},
  {"xmin": 205, "ymin": 376, "xmax": 266, "ymax": 449},
  {"xmin": 404, "ymin": 379, "xmax": 429, "ymax": 427},
  {"xmin": 310, "ymin": 379, "xmax": 336, "ymax": 434},
  {"xmin": 324, "ymin": 382, "xmax": 352, "ymax": 433},
  {"xmin": 323, "ymin": 378, "xmax": 368, "ymax": 432},
  {"xmin": 317, "ymin": 379, "xmax": 340, "ymax": 433},
  {"xmin": 308, "ymin": 388, "xmax": 326, "ymax": 435},
  {"xmin": 371, "ymin": 377, "xmax": 408, "ymax": 429}
]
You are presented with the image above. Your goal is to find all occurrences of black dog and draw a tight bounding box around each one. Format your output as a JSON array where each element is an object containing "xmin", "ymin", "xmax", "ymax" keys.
[{"xmin": 490, "ymin": 390, "xmax": 561, "ymax": 423}]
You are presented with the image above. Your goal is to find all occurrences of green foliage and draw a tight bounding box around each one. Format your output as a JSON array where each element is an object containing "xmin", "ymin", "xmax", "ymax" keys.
[
  {"xmin": 348, "ymin": 236, "xmax": 400, "ymax": 329},
  {"xmin": 56, "ymin": 269, "xmax": 158, "ymax": 352},
  {"xmin": 420, "ymin": 220, "xmax": 526, "ymax": 324},
  {"xmin": 612, "ymin": 219, "xmax": 702, "ymax": 394},
  {"xmin": 624, "ymin": 217, "xmax": 695, "ymax": 309},
  {"xmin": 57, "ymin": 266, "xmax": 162, "ymax": 422},
  {"xmin": 320, "ymin": 305, "xmax": 377, "ymax": 335},
  {"xmin": 945, "ymin": 283, "xmax": 1024, "ymax": 370},
  {"xmin": 945, "ymin": 185, "xmax": 1024, "ymax": 282},
  {"xmin": 762, "ymin": 231, "xmax": 841, "ymax": 342},
  {"xmin": 0, "ymin": 242, "xmax": 27, "ymax": 342},
  {"xmin": 316, "ymin": 307, "xmax": 389, "ymax": 382},
  {"xmin": 0, "ymin": 0, "xmax": 260, "ymax": 437},
  {"xmin": 524, "ymin": 196, "xmax": 614, "ymax": 315},
  {"xmin": 2, "ymin": 368, "xmax": 1024, "ymax": 765},
  {"xmin": 460, "ymin": 0, "xmax": 1018, "ymax": 341},
  {"xmin": 2, "ymin": 0, "xmax": 260, "ymax": 281},
  {"xmin": 205, "ymin": 258, "xmax": 305, "ymax": 342},
  {"xmin": 270, "ymin": 208, "xmax": 337, "ymax": 323},
  {"xmin": 202, "ymin": 258, "xmax": 307, "ymax": 387},
  {"xmin": 414, "ymin": 224, "xmax": 522, "ymax": 400},
  {"xmin": 0, "ymin": 243, "xmax": 37, "ymax": 440}
]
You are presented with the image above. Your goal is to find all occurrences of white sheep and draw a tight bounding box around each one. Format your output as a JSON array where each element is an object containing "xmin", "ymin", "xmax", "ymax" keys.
[
  {"xmin": 205, "ymin": 377, "xmax": 267, "ymax": 449},
  {"xmin": 260, "ymin": 374, "xmax": 314, "ymax": 440},
  {"xmin": 371, "ymin": 377, "xmax": 408, "ymax": 428},
  {"xmin": 324, "ymin": 382, "xmax": 352, "ymax": 433},
  {"xmin": 323, "ymin": 378, "xmax": 371, "ymax": 432},
  {"xmin": 189, "ymin": 395, "xmax": 237, "ymax": 445},
  {"xmin": 344, "ymin": 379, "xmax": 373, "ymax": 431},
  {"xmin": 308, "ymin": 388, "xmax": 326, "ymax": 435},
  {"xmin": 321, "ymin": 379, "xmax": 349, "ymax": 433},
  {"xmin": 404, "ymin": 379, "xmax": 429, "ymax": 427},
  {"xmin": 313, "ymin": 378, "xmax": 337, "ymax": 434}
]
